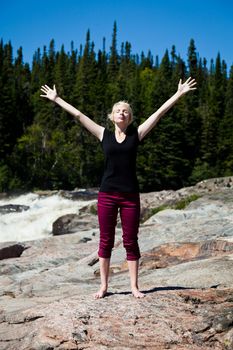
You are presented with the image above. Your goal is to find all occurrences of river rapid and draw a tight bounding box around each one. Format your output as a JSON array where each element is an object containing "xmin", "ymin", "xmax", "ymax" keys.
[{"xmin": 0, "ymin": 192, "xmax": 96, "ymax": 243}]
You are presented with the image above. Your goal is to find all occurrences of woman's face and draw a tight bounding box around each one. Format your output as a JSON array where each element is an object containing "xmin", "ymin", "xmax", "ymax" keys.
[{"xmin": 113, "ymin": 103, "xmax": 131, "ymax": 124}]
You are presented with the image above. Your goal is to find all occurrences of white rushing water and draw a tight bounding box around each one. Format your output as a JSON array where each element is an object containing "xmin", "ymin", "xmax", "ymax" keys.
[{"xmin": 0, "ymin": 193, "xmax": 96, "ymax": 243}]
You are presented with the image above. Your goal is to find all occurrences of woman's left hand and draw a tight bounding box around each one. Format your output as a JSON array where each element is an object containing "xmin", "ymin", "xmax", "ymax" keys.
[{"xmin": 178, "ymin": 77, "xmax": 197, "ymax": 95}]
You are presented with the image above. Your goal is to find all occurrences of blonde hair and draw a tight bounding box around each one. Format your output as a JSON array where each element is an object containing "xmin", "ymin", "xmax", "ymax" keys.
[{"xmin": 108, "ymin": 101, "xmax": 133, "ymax": 124}]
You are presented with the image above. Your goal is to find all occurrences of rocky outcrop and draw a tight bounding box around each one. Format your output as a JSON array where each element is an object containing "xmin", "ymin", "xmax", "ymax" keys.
[
  {"xmin": 140, "ymin": 176, "xmax": 233, "ymax": 221},
  {"xmin": 52, "ymin": 213, "xmax": 99, "ymax": 235},
  {"xmin": 34, "ymin": 188, "xmax": 98, "ymax": 200},
  {"xmin": 0, "ymin": 178, "xmax": 233, "ymax": 349},
  {"xmin": 0, "ymin": 243, "xmax": 27, "ymax": 260},
  {"xmin": 58, "ymin": 188, "xmax": 98, "ymax": 200},
  {"xmin": 0, "ymin": 204, "xmax": 29, "ymax": 215}
]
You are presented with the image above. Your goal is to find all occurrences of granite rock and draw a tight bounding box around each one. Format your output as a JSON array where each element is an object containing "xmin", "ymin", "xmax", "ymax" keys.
[{"xmin": 0, "ymin": 178, "xmax": 233, "ymax": 349}]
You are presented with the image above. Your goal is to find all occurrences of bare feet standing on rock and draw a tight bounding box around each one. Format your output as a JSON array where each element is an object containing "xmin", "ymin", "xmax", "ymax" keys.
[
  {"xmin": 132, "ymin": 287, "xmax": 145, "ymax": 298},
  {"xmin": 94, "ymin": 286, "xmax": 145, "ymax": 299},
  {"xmin": 94, "ymin": 285, "xmax": 108, "ymax": 299},
  {"xmin": 93, "ymin": 259, "xmax": 146, "ymax": 299}
]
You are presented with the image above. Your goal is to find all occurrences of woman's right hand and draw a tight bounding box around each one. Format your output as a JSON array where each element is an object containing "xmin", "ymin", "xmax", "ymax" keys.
[{"xmin": 40, "ymin": 84, "xmax": 57, "ymax": 101}]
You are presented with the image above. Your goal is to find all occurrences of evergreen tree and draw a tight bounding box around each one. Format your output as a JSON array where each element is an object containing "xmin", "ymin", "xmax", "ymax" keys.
[
  {"xmin": 95, "ymin": 43, "xmax": 108, "ymax": 125},
  {"xmin": 116, "ymin": 41, "xmax": 136, "ymax": 101},
  {"xmin": 107, "ymin": 21, "xmax": 120, "ymax": 105},
  {"xmin": 108, "ymin": 21, "xmax": 119, "ymax": 78},
  {"xmin": 72, "ymin": 30, "xmax": 102, "ymax": 187},
  {"xmin": 218, "ymin": 64, "xmax": 233, "ymax": 174},
  {"xmin": 67, "ymin": 41, "xmax": 77, "ymax": 96},
  {"xmin": 0, "ymin": 42, "xmax": 16, "ymax": 160},
  {"xmin": 201, "ymin": 53, "xmax": 225, "ymax": 167},
  {"xmin": 181, "ymin": 39, "xmax": 201, "ymax": 182},
  {"xmin": 188, "ymin": 38, "xmax": 198, "ymax": 78}
]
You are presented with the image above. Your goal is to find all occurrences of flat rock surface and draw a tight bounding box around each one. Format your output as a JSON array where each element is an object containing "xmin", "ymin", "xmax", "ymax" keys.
[{"xmin": 0, "ymin": 178, "xmax": 233, "ymax": 349}]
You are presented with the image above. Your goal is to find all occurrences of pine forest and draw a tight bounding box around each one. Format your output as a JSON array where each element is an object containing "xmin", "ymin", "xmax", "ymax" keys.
[{"xmin": 0, "ymin": 23, "xmax": 233, "ymax": 193}]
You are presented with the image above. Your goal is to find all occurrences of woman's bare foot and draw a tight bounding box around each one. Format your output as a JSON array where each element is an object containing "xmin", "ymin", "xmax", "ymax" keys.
[
  {"xmin": 94, "ymin": 286, "xmax": 108, "ymax": 299},
  {"xmin": 132, "ymin": 287, "xmax": 145, "ymax": 298}
]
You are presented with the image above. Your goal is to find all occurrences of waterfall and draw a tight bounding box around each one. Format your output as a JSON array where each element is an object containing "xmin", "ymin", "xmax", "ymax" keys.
[{"xmin": 0, "ymin": 192, "xmax": 96, "ymax": 243}]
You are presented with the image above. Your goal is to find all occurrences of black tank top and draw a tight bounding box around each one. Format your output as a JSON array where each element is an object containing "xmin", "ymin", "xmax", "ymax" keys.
[{"xmin": 100, "ymin": 126, "xmax": 140, "ymax": 193}]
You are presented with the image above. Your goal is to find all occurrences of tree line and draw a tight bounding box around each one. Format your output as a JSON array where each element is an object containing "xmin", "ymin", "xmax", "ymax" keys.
[{"xmin": 0, "ymin": 23, "xmax": 232, "ymax": 192}]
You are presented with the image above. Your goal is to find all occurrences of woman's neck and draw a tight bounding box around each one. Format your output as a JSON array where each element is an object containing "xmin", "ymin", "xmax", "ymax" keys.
[{"xmin": 114, "ymin": 123, "xmax": 128, "ymax": 134}]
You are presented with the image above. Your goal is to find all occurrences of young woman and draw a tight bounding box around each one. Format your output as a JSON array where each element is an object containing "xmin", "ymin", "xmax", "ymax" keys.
[{"xmin": 40, "ymin": 77, "xmax": 196, "ymax": 299}]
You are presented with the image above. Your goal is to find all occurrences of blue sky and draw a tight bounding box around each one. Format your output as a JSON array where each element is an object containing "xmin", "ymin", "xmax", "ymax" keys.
[{"xmin": 1, "ymin": 0, "xmax": 233, "ymax": 69}]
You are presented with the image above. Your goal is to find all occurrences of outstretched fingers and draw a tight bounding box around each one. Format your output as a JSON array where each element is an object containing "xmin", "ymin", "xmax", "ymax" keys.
[
  {"xmin": 40, "ymin": 85, "xmax": 49, "ymax": 92},
  {"xmin": 178, "ymin": 77, "xmax": 197, "ymax": 94},
  {"xmin": 40, "ymin": 84, "xmax": 57, "ymax": 100},
  {"xmin": 185, "ymin": 76, "xmax": 192, "ymax": 84},
  {"xmin": 184, "ymin": 77, "xmax": 197, "ymax": 90},
  {"xmin": 40, "ymin": 88, "xmax": 48, "ymax": 96},
  {"xmin": 41, "ymin": 85, "xmax": 50, "ymax": 92},
  {"xmin": 188, "ymin": 78, "xmax": 197, "ymax": 90},
  {"xmin": 188, "ymin": 78, "xmax": 196, "ymax": 85}
]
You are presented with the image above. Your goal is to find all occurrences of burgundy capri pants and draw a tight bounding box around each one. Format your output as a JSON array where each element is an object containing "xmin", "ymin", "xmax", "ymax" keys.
[{"xmin": 97, "ymin": 192, "xmax": 141, "ymax": 261}]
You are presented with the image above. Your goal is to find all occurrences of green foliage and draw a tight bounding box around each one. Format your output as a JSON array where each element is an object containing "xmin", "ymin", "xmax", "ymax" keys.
[
  {"xmin": 0, "ymin": 29, "xmax": 232, "ymax": 192},
  {"xmin": 140, "ymin": 204, "xmax": 169, "ymax": 223},
  {"xmin": 173, "ymin": 194, "xmax": 201, "ymax": 210},
  {"xmin": 90, "ymin": 204, "xmax": 98, "ymax": 215},
  {"xmin": 141, "ymin": 194, "xmax": 201, "ymax": 222},
  {"xmin": 0, "ymin": 163, "xmax": 9, "ymax": 192},
  {"xmin": 0, "ymin": 162, "xmax": 22, "ymax": 192}
]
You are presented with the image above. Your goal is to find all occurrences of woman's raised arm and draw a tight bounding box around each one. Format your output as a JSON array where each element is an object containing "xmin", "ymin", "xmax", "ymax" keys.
[
  {"xmin": 137, "ymin": 77, "xmax": 197, "ymax": 141},
  {"xmin": 40, "ymin": 85, "xmax": 104, "ymax": 141}
]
